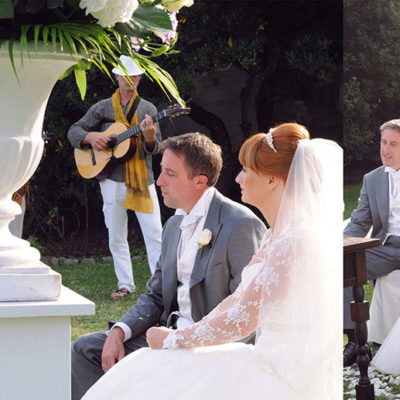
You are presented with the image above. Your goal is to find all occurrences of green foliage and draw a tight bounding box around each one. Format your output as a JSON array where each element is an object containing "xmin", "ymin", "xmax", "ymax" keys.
[
  {"xmin": 71, "ymin": 58, "xmax": 91, "ymax": 99},
  {"xmin": 52, "ymin": 259, "xmax": 152, "ymax": 341},
  {"xmin": 286, "ymin": 34, "xmax": 337, "ymax": 83},
  {"xmin": 148, "ymin": 2, "xmax": 271, "ymax": 100},
  {"xmin": 343, "ymin": 77, "xmax": 376, "ymax": 163},
  {"xmin": 0, "ymin": 0, "xmax": 14, "ymax": 18},
  {"xmin": 344, "ymin": 0, "xmax": 400, "ymax": 164},
  {"xmin": 23, "ymin": 1, "xmax": 342, "ymax": 244},
  {"xmin": 344, "ymin": 184, "xmax": 362, "ymax": 220},
  {"xmin": 151, "ymin": 1, "xmax": 340, "ymax": 107},
  {"xmin": 27, "ymin": 235, "xmax": 47, "ymax": 254},
  {"xmin": 201, "ymin": 8, "xmax": 265, "ymax": 68},
  {"xmin": 115, "ymin": 3, "xmax": 172, "ymax": 39},
  {"xmin": 0, "ymin": 1, "xmax": 184, "ymax": 105}
]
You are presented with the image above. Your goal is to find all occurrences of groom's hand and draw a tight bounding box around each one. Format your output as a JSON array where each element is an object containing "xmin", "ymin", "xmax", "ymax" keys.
[
  {"xmin": 146, "ymin": 326, "xmax": 172, "ymax": 349},
  {"xmin": 101, "ymin": 327, "xmax": 125, "ymax": 373}
]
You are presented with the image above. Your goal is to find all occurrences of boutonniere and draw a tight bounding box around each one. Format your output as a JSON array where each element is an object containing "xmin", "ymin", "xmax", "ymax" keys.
[{"xmin": 198, "ymin": 228, "xmax": 212, "ymax": 257}]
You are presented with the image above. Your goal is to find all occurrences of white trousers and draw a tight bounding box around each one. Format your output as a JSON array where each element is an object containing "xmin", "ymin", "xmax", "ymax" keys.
[{"xmin": 99, "ymin": 179, "xmax": 162, "ymax": 291}]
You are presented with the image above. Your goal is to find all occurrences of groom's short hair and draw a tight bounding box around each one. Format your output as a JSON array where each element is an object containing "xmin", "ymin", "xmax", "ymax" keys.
[
  {"xmin": 161, "ymin": 133, "xmax": 222, "ymax": 186},
  {"xmin": 380, "ymin": 119, "xmax": 400, "ymax": 133}
]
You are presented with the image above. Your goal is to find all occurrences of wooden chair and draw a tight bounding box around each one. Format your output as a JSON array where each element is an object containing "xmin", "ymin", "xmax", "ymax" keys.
[{"xmin": 343, "ymin": 218, "xmax": 400, "ymax": 344}]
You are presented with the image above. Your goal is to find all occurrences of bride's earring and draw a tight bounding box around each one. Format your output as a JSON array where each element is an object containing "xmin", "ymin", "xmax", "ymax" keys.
[{"xmin": 266, "ymin": 176, "xmax": 275, "ymax": 189}]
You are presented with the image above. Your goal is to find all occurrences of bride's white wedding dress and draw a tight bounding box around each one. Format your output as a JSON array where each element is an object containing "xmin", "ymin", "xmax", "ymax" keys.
[
  {"xmin": 83, "ymin": 139, "xmax": 342, "ymax": 400},
  {"xmin": 372, "ymin": 316, "xmax": 400, "ymax": 375},
  {"xmin": 84, "ymin": 232, "xmax": 295, "ymax": 399}
]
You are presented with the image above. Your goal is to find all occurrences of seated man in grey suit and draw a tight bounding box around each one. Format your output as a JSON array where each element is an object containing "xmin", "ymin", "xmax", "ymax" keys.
[
  {"xmin": 344, "ymin": 119, "xmax": 400, "ymax": 366},
  {"xmin": 71, "ymin": 133, "xmax": 266, "ymax": 399}
]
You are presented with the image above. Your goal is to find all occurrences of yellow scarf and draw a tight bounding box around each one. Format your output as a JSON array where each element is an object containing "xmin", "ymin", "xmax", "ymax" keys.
[{"xmin": 112, "ymin": 89, "xmax": 153, "ymax": 213}]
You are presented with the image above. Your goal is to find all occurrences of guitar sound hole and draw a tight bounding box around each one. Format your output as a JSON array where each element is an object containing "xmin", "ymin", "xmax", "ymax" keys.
[{"xmin": 108, "ymin": 136, "xmax": 117, "ymax": 149}]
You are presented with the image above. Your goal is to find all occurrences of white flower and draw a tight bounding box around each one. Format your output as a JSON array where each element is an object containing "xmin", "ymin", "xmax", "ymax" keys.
[
  {"xmin": 131, "ymin": 37, "xmax": 142, "ymax": 52},
  {"xmin": 198, "ymin": 228, "xmax": 212, "ymax": 248},
  {"xmin": 161, "ymin": 0, "xmax": 194, "ymax": 13},
  {"xmin": 154, "ymin": 12, "xmax": 178, "ymax": 44},
  {"xmin": 80, "ymin": 0, "xmax": 139, "ymax": 28},
  {"xmin": 170, "ymin": 12, "xmax": 178, "ymax": 31}
]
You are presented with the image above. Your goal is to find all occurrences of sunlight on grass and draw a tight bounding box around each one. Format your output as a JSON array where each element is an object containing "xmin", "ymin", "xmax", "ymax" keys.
[
  {"xmin": 344, "ymin": 183, "xmax": 361, "ymax": 220},
  {"xmin": 53, "ymin": 259, "xmax": 152, "ymax": 342}
]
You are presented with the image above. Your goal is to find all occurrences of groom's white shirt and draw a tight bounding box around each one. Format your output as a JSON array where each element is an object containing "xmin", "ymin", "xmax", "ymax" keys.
[
  {"xmin": 112, "ymin": 187, "xmax": 215, "ymax": 340},
  {"xmin": 175, "ymin": 187, "xmax": 215, "ymax": 329},
  {"xmin": 385, "ymin": 166, "xmax": 400, "ymax": 238}
]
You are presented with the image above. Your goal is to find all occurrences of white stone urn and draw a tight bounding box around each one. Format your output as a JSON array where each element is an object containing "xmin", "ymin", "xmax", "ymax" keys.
[{"xmin": 0, "ymin": 42, "xmax": 78, "ymax": 301}]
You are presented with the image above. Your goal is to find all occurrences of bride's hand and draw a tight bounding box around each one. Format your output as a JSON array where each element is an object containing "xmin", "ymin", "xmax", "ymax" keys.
[{"xmin": 146, "ymin": 326, "xmax": 173, "ymax": 349}]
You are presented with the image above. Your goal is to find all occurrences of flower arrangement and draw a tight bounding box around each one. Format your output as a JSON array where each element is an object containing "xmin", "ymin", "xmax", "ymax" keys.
[
  {"xmin": 0, "ymin": 0, "xmax": 193, "ymax": 103},
  {"xmin": 198, "ymin": 228, "xmax": 212, "ymax": 257}
]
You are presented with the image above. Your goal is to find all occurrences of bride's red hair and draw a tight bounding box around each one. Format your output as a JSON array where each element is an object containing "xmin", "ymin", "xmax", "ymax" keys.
[{"xmin": 238, "ymin": 122, "xmax": 310, "ymax": 180}]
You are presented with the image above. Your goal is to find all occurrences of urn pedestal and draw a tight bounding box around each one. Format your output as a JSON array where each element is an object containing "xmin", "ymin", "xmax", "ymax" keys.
[
  {"xmin": 0, "ymin": 44, "xmax": 77, "ymax": 301},
  {"xmin": 0, "ymin": 43, "xmax": 96, "ymax": 400},
  {"xmin": 0, "ymin": 286, "xmax": 95, "ymax": 400}
]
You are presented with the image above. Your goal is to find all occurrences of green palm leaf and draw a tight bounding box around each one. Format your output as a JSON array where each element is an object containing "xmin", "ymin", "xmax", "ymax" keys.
[
  {"xmin": 115, "ymin": 3, "xmax": 173, "ymax": 39},
  {"xmin": 9, "ymin": 21, "xmax": 184, "ymax": 106}
]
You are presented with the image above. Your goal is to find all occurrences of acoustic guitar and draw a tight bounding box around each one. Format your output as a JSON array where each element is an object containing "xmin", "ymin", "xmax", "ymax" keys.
[{"xmin": 74, "ymin": 105, "xmax": 190, "ymax": 179}]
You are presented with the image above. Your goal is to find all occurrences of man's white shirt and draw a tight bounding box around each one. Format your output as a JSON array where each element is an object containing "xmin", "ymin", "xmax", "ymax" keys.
[
  {"xmin": 112, "ymin": 187, "xmax": 215, "ymax": 341},
  {"xmin": 174, "ymin": 187, "xmax": 215, "ymax": 329},
  {"xmin": 385, "ymin": 167, "xmax": 400, "ymax": 242}
]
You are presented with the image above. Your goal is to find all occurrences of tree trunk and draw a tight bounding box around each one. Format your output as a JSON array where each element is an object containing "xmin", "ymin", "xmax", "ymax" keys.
[
  {"xmin": 241, "ymin": 71, "xmax": 266, "ymax": 137},
  {"xmin": 188, "ymin": 102, "xmax": 236, "ymax": 197},
  {"xmin": 241, "ymin": 54, "xmax": 277, "ymax": 138}
]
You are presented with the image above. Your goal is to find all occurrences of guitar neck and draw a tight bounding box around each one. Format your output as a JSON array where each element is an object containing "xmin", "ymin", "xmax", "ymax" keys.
[{"xmin": 115, "ymin": 110, "xmax": 167, "ymax": 144}]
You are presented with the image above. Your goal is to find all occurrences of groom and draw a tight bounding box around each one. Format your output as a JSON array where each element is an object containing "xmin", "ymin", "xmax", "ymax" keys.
[
  {"xmin": 71, "ymin": 133, "xmax": 266, "ymax": 399},
  {"xmin": 344, "ymin": 119, "xmax": 400, "ymax": 366}
]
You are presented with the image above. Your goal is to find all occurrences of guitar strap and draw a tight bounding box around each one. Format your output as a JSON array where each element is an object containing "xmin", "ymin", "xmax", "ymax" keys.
[{"xmin": 126, "ymin": 96, "xmax": 141, "ymax": 125}]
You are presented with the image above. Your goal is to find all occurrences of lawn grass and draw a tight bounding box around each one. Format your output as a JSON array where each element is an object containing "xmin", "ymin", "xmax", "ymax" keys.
[
  {"xmin": 53, "ymin": 257, "xmax": 152, "ymax": 342},
  {"xmin": 344, "ymin": 183, "xmax": 362, "ymax": 220}
]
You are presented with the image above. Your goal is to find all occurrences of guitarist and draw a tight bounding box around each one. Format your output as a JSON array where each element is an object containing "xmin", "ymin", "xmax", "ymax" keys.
[{"xmin": 67, "ymin": 55, "xmax": 162, "ymax": 299}]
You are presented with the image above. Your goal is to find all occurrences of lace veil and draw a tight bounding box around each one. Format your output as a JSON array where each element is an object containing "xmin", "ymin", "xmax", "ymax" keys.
[{"xmin": 255, "ymin": 139, "xmax": 343, "ymax": 398}]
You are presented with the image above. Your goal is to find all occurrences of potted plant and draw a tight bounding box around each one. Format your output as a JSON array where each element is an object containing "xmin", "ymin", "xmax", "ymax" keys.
[{"xmin": 0, "ymin": 0, "xmax": 192, "ymax": 301}]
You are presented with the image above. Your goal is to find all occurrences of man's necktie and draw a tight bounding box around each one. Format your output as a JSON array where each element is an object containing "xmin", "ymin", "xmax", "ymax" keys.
[
  {"xmin": 178, "ymin": 215, "xmax": 200, "ymax": 258},
  {"xmin": 385, "ymin": 167, "xmax": 400, "ymax": 199}
]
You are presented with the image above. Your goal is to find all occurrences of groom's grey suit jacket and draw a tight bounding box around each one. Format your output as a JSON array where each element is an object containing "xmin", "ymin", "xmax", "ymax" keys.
[
  {"xmin": 119, "ymin": 189, "xmax": 266, "ymax": 340},
  {"xmin": 343, "ymin": 166, "xmax": 395, "ymax": 329},
  {"xmin": 344, "ymin": 165, "xmax": 388, "ymax": 241}
]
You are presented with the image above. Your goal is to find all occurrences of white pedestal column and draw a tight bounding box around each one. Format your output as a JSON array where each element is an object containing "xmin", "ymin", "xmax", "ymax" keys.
[
  {"xmin": 0, "ymin": 43, "xmax": 79, "ymax": 301},
  {"xmin": 0, "ymin": 286, "xmax": 95, "ymax": 400}
]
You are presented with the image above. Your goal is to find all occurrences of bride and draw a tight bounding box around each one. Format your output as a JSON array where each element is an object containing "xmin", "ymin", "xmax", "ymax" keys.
[{"xmin": 83, "ymin": 123, "xmax": 342, "ymax": 399}]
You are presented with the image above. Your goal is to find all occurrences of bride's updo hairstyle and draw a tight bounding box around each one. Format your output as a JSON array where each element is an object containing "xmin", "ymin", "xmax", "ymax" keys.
[{"xmin": 239, "ymin": 122, "xmax": 310, "ymax": 181}]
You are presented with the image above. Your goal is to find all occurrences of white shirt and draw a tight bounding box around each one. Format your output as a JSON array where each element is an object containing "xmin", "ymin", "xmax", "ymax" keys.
[
  {"xmin": 112, "ymin": 187, "xmax": 215, "ymax": 341},
  {"xmin": 385, "ymin": 167, "xmax": 400, "ymax": 239},
  {"xmin": 174, "ymin": 187, "xmax": 215, "ymax": 328}
]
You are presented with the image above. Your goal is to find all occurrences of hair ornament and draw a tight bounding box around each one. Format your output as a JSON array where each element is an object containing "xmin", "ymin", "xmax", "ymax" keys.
[
  {"xmin": 297, "ymin": 138, "xmax": 310, "ymax": 145},
  {"xmin": 265, "ymin": 128, "xmax": 277, "ymax": 153}
]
